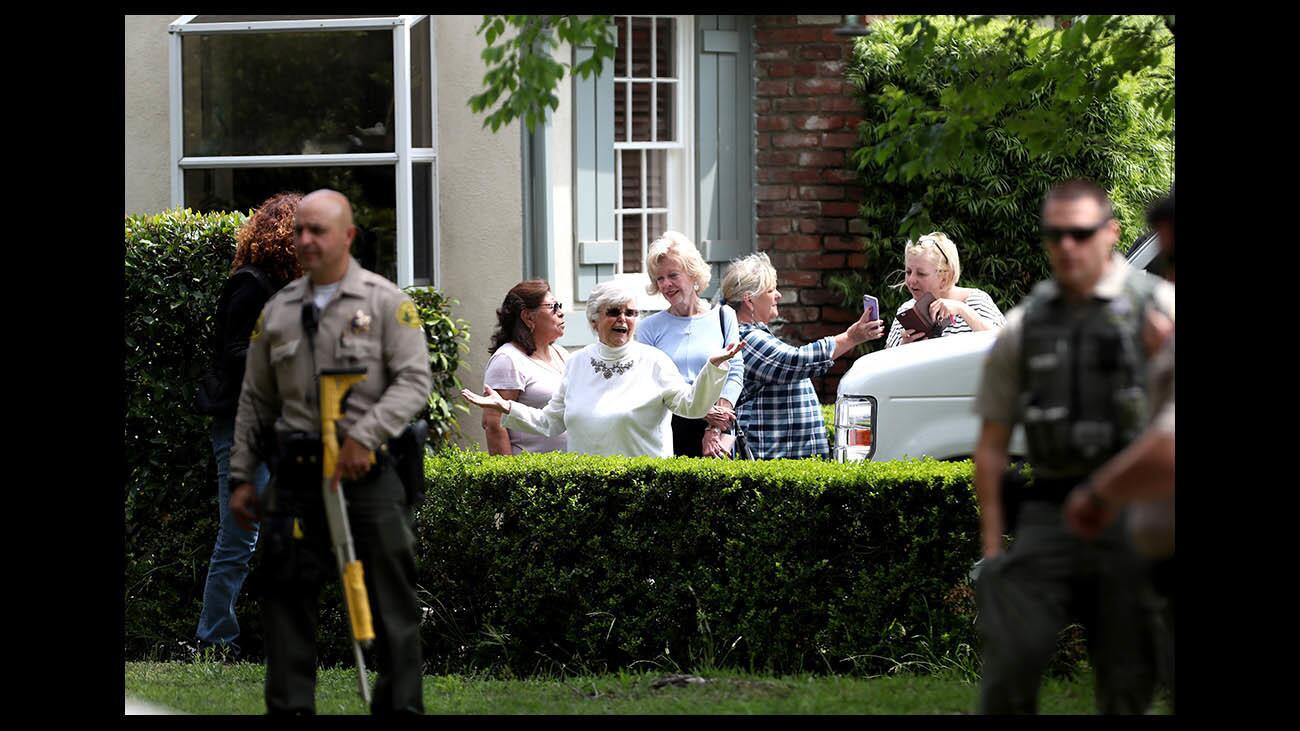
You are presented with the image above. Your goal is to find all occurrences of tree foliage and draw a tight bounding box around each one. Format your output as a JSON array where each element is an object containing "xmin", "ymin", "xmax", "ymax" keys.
[
  {"xmin": 871, "ymin": 15, "xmax": 1174, "ymax": 173},
  {"xmin": 469, "ymin": 15, "xmax": 617, "ymax": 133},
  {"xmin": 830, "ymin": 15, "xmax": 1174, "ymax": 336}
]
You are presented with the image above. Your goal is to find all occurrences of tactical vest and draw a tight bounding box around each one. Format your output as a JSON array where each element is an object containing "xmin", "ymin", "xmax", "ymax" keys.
[{"xmin": 1016, "ymin": 268, "xmax": 1159, "ymax": 480}]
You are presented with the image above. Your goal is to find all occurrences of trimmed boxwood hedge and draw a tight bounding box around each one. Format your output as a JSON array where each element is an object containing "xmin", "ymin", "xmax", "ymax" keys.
[
  {"xmin": 128, "ymin": 449, "xmax": 1096, "ymax": 676},
  {"xmin": 413, "ymin": 451, "xmax": 982, "ymax": 676}
]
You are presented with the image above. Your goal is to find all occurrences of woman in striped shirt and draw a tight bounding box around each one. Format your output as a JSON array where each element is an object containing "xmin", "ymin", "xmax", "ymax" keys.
[{"xmin": 885, "ymin": 232, "xmax": 1006, "ymax": 348}]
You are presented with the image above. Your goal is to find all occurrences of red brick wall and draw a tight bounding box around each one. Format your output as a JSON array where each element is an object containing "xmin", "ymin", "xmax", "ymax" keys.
[{"xmin": 753, "ymin": 14, "xmax": 886, "ymax": 401}]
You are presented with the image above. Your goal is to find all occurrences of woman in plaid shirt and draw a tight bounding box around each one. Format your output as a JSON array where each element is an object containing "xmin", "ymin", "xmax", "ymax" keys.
[{"xmin": 720, "ymin": 253, "xmax": 884, "ymax": 459}]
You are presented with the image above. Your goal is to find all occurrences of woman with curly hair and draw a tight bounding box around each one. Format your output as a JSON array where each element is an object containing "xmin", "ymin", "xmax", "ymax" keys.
[
  {"xmin": 195, "ymin": 191, "xmax": 302, "ymax": 660},
  {"xmin": 481, "ymin": 279, "xmax": 569, "ymax": 454}
]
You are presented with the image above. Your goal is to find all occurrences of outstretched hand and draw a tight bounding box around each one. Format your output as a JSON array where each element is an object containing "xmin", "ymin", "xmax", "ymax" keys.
[
  {"xmin": 708, "ymin": 340, "xmax": 745, "ymax": 368},
  {"xmin": 461, "ymin": 385, "xmax": 511, "ymax": 414}
]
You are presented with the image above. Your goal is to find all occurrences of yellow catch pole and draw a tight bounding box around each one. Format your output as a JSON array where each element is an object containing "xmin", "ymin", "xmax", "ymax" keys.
[{"xmin": 319, "ymin": 367, "xmax": 377, "ymax": 703}]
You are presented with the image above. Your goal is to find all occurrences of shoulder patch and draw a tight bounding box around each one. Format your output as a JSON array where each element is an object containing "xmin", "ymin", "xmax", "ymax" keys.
[
  {"xmin": 395, "ymin": 300, "xmax": 423, "ymax": 330},
  {"xmin": 250, "ymin": 312, "xmax": 265, "ymax": 342}
]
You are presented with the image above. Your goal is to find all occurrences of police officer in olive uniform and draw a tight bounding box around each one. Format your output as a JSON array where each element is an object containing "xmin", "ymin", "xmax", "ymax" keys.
[
  {"xmin": 229, "ymin": 189, "xmax": 431, "ymax": 714},
  {"xmin": 971, "ymin": 179, "xmax": 1174, "ymax": 714}
]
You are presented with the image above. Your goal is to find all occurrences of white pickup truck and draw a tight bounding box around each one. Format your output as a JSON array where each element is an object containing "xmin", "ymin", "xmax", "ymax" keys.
[{"xmin": 832, "ymin": 235, "xmax": 1162, "ymax": 463}]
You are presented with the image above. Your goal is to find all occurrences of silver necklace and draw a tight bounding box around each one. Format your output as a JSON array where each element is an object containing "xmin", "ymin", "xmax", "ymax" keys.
[{"xmin": 590, "ymin": 358, "xmax": 634, "ymax": 379}]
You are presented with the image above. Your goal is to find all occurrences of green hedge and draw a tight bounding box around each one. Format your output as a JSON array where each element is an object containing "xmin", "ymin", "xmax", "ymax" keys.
[
  {"xmin": 831, "ymin": 16, "xmax": 1174, "ymax": 342},
  {"xmin": 124, "ymin": 208, "xmax": 470, "ymax": 660},
  {"xmin": 128, "ymin": 448, "xmax": 1094, "ymax": 676},
  {"xmin": 414, "ymin": 452, "xmax": 982, "ymax": 676}
]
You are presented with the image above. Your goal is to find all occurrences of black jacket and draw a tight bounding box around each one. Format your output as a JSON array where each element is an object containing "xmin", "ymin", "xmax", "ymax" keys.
[{"xmin": 205, "ymin": 266, "xmax": 280, "ymax": 417}]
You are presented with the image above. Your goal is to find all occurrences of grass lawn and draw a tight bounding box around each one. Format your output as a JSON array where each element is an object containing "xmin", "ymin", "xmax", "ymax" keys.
[{"xmin": 125, "ymin": 661, "xmax": 1170, "ymax": 714}]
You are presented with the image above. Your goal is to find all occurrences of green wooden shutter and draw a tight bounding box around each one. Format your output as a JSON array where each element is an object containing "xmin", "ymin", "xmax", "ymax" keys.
[
  {"xmin": 573, "ymin": 38, "xmax": 617, "ymax": 302},
  {"xmin": 696, "ymin": 15, "xmax": 755, "ymax": 300}
]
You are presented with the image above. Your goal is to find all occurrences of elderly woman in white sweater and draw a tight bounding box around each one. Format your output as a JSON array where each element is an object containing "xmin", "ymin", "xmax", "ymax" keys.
[{"xmin": 462, "ymin": 280, "xmax": 744, "ymax": 457}]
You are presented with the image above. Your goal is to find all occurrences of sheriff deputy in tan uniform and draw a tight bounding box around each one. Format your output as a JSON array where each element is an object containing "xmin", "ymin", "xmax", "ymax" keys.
[{"xmin": 229, "ymin": 189, "xmax": 431, "ymax": 715}]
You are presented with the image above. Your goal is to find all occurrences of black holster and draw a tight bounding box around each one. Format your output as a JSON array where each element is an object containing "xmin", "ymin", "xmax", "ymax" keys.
[
  {"xmin": 1000, "ymin": 467, "xmax": 1030, "ymax": 535},
  {"xmin": 268, "ymin": 432, "xmax": 324, "ymax": 506},
  {"xmin": 385, "ymin": 420, "xmax": 429, "ymax": 508},
  {"xmin": 1001, "ymin": 468, "xmax": 1078, "ymax": 534}
]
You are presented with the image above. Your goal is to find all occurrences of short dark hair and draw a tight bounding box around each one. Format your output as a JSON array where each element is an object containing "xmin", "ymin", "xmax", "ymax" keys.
[
  {"xmin": 1145, "ymin": 184, "xmax": 1174, "ymax": 228},
  {"xmin": 1041, "ymin": 178, "xmax": 1114, "ymax": 221}
]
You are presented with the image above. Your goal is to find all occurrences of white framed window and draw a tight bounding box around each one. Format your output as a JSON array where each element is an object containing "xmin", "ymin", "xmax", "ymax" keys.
[
  {"xmin": 168, "ymin": 14, "xmax": 440, "ymax": 287},
  {"xmin": 611, "ymin": 15, "xmax": 693, "ymax": 282}
]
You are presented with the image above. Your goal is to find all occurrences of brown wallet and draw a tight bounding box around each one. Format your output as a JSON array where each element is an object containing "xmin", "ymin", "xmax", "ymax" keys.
[{"xmin": 896, "ymin": 292, "xmax": 948, "ymax": 339}]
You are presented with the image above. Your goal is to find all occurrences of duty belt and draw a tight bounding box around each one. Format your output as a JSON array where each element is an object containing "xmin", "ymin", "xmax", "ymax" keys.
[{"xmin": 1016, "ymin": 476, "xmax": 1080, "ymax": 504}]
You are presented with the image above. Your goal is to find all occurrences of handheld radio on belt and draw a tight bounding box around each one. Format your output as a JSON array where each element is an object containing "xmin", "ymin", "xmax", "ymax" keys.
[{"xmin": 319, "ymin": 365, "xmax": 377, "ymax": 704}]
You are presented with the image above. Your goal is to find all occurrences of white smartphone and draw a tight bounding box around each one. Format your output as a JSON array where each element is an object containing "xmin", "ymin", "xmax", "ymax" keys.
[{"xmin": 862, "ymin": 294, "xmax": 879, "ymax": 322}]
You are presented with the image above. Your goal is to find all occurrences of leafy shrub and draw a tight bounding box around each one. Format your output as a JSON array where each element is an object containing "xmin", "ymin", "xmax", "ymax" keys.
[
  {"xmin": 831, "ymin": 15, "xmax": 1174, "ymax": 344},
  {"xmin": 125, "ymin": 209, "xmax": 247, "ymax": 659},
  {"xmin": 124, "ymin": 208, "xmax": 470, "ymax": 660},
  {"xmin": 414, "ymin": 451, "xmax": 984, "ymax": 676},
  {"xmin": 129, "ymin": 447, "xmax": 1093, "ymax": 677},
  {"xmin": 407, "ymin": 287, "xmax": 472, "ymax": 447}
]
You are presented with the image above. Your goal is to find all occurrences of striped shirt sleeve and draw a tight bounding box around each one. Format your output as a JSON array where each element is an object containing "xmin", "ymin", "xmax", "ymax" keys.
[
  {"xmin": 964, "ymin": 289, "xmax": 1006, "ymax": 328},
  {"xmin": 885, "ymin": 313, "xmax": 904, "ymax": 348}
]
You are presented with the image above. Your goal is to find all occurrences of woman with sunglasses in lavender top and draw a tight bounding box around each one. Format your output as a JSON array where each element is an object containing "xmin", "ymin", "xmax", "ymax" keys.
[
  {"xmin": 463, "ymin": 279, "xmax": 744, "ymax": 458},
  {"xmin": 885, "ymin": 232, "xmax": 1006, "ymax": 348},
  {"xmin": 482, "ymin": 279, "xmax": 570, "ymax": 454}
]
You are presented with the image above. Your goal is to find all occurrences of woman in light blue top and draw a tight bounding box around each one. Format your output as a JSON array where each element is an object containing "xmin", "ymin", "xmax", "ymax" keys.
[{"xmin": 635, "ymin": 231, "xmax": 744, "ymax": 458}]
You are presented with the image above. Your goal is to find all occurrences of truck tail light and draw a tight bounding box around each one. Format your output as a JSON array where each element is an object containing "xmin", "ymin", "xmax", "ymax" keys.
[{"xmin": 834, "ymin": 395, "xmax": 876, "ymax": 462}]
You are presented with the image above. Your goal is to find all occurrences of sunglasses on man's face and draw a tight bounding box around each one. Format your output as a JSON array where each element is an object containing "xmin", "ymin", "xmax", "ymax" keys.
[
  {"xmin": 605, "ymin": 307, "xmax": 639, "ymax": 319},
  {"xmin": 537, "ymin": 301, "xmax": 563, "ymax": 314},
  {"xmin": 1042, "ymin": 218, "xmax": 1111, "ymax": 246}
]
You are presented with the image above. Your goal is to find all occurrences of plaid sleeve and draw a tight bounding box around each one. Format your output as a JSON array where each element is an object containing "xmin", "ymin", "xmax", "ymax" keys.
[{"xmin": 742, "ymin": 328, "xmax": 836, "ymax": 385}]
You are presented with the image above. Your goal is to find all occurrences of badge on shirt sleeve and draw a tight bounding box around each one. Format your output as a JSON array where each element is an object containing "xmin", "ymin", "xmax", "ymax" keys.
[
  {"xmin": 250, "ymin": 312, "xmax": 265, "ymax": 342},
  {"xmin": 349, "ymin": 309, "xmax": 372, "ymax": 335},
  {"xmin": 396, "ymin": 300, "xmax": 422, "ymax": 330}
]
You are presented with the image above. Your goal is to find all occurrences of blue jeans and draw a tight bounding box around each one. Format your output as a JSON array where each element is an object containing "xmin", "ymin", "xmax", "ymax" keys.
[{"xmin": 196, "ymin": 415, "xmax": 269, "ymax": 649}]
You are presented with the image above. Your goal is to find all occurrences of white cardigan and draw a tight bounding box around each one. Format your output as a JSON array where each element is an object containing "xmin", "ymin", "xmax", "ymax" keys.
[{"xmin": 501, "ymin": 340, "xmax": 729, "ymax": 457}]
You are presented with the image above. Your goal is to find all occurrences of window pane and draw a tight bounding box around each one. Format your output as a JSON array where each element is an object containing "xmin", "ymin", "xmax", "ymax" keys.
[
  {"xmin": 655, "ymin": 83, "xmax": 675, "ymax": 142},
  {"xmin": 183, "ymin": 166, "xmax": 398, "ymax": 283},
  {"xmin": 410, "ymin": 18, "xmax": 433, "ymax": 148},
  {"xmin": 631, "ymin": 83, "xmax": 652, "ymax": 142},
  {"xmin": 615, "ymin": 82, "xmax": 628, "ymax": 142},
  {"xmin": 182, "ymin": 31, "xmax": 394, "ymax": 156},
  {"xmin": 646, "ymin": 213, "xmax": 667, "ymax": 248},
  {"xmin": 614, "ymin": 17, "xmax": 627, "ymax": 77},
  {"xmin": 630, "ymin": 17, "xmax": 652, "ymax": 77},
  {"xmin": 620, "ymin": 150, "xmax": 643, "ymax": 210},
  {"xmin": 413, "ymin": 162, "xmax": 434, "ymax": 285},
  {"xmin": 645, "ymin": 151, "xmax": 667, "ymax": 209},
  {"xmin": 655, "ymin": 18, "xmax": 675, "ymax": 78},
  {"xmin": 621, "ymin": 213, "xmax": 643, "ymax": 273}
]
